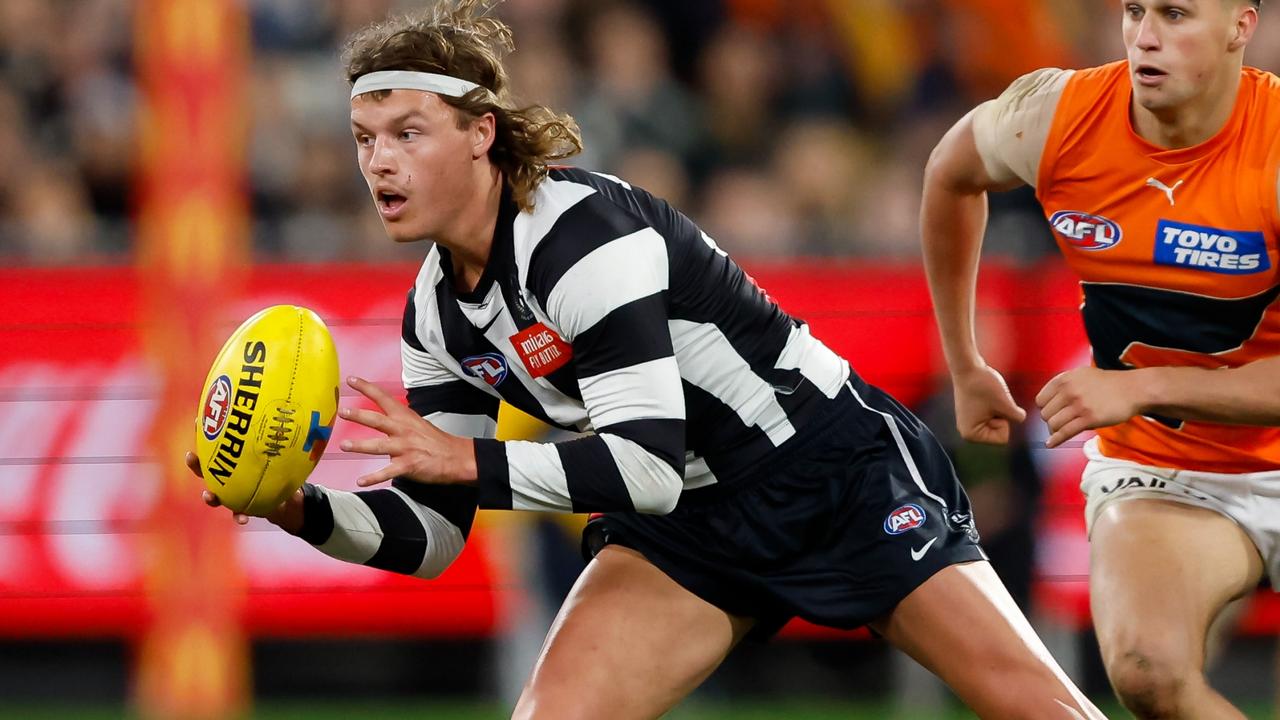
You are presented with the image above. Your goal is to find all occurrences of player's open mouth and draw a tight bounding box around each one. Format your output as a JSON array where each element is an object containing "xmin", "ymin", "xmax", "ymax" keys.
[
  {"xmin": 1135, "ymin": 64, "xmax": 1168, "ymax": 86},
  {"xmin": 377, "ymin": 191, "xmax": 408, "ymax": 218}
]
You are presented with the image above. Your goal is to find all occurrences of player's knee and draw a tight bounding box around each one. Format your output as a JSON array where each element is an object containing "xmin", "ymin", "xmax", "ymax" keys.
[{"xmin": 1106, "ymin": 649, "xmax": 1195, "ymax": 719}]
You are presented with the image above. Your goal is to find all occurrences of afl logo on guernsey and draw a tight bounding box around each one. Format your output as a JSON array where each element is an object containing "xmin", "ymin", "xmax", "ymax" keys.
[
  {"xmin": 201, "ymin": 375, "xmax": 233, "ymax": 441},
  {"xmin": 1050, "ymin": 211, "xmax": 1122, "ymax": 251},
  {"xmin": 884, "ymin": 504, "xmax": 928, "ymax": 535},
  {"xmin": 462, "ymin": 353, "xmax": 509, "ymax": 386}
]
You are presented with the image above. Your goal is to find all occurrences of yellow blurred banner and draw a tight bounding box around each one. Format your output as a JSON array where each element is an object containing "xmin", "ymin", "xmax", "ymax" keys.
[{"xmin": 134, "ymin": 0, "xmax": 251, "ymax": 717}]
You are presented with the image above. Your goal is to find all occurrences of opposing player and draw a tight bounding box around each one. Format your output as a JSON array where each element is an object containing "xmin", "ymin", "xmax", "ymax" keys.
[
  {"xmin": 922, "ymin": 0, "xmax": 1279, "ymax": 717},
  {"xmin": 190, "ymin": 2, "xmax": 1103, "ymax": 717}
]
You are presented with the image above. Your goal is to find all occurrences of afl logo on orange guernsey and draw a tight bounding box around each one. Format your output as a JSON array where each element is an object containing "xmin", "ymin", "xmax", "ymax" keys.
[
  {"xmin": 202, "ymin": 374, "xmax": 233, "ymax": 440},
  {"xmin": 1050, "ymin": 211, "xmax": 1122, "ymax": 251}
]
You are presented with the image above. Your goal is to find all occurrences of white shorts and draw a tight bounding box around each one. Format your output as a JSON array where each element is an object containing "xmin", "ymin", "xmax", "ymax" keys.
[{"xmin": 1081, "ymin": 437, "xmax": 1280, "ymax": 581}]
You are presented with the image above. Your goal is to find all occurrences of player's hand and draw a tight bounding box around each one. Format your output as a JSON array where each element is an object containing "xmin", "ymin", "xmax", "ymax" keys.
[
  {"xmin": 339, "ymin": 376, "xmax": 478, "ymax": 488},
  {"xmin": 184, "ymin": 451, "xmax": 305, "ymax": 532},
  {"xmin": 951, "ymin": 364, "xmax": 1027, "ymax": 445},
  {"xmin": 1036, "ymin": 367, "xmax": 1144, "ymax": 449}
]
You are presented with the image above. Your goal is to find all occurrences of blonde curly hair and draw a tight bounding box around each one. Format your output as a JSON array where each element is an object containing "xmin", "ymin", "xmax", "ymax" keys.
[{"xmin": 343, "ymin": 0, "xmax": 583, "ymax": 211}]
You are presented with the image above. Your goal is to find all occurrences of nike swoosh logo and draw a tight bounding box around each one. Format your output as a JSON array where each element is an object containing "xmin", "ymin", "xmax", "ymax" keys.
[
  {"xmin": 476, "ymin": 314, "xmax": 501, "ymax": 335},
  {"xmin": 911, "ymin": 537, "xmax": 938, "ymax": 562}
]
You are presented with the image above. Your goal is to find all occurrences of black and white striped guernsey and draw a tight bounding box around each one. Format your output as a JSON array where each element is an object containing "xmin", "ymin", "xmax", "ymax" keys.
[{"xmin": 301, "ymin": 167, "xmax": 852, "ymax": 579}]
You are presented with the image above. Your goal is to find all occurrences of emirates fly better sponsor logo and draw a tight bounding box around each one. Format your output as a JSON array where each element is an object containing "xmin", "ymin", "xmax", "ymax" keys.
[{"xmin": 1049, "ymin": 211, "xmax": 1122, "ymax": 250}]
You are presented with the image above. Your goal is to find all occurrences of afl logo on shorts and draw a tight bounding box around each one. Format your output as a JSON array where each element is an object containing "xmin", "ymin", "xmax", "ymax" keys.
[
  {"xmin": 884, "ymin": 504, "xmax": 927, "ymax": 535},
  {"xmin": 1049, "ymin": 211, "xmax": 1122, "ymax": 251},
  {"xmin": 201, "ymin": 374, "xmax": 233, "ymax": 441},
  {"xmin": 462, "ymin": 353, "xmax": 509, "ymax": 386}
]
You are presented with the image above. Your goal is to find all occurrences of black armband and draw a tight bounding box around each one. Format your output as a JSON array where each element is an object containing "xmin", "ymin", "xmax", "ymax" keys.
[{"xmin": 297, "ymin": 483, "xmax": 335, "ymax": 545}]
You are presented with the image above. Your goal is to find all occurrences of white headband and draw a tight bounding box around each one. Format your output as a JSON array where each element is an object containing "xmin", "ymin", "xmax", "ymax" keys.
[{"xmin": 351, "ymin": 70, "xmax": 485, "ymax": 100}]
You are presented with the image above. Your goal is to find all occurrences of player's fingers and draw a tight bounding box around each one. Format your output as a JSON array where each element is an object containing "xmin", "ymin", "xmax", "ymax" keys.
[
  {"xmin": 185, "ymin": 451, "xmax": 203, "ymax": 478},
  {"xmin": 1035, "ymin": 373, "xmax": 1065, "ymax": 408},
  {"xmin": 1046, "ymin": 417, "xmax": 1091, "ymax": 449},
  {"xmin": 356, "ymin": 460, "xmax": 406, "ymax": 487},
  {"xmin": 997, "ymin": 397, "xmax": 1027, "ymax": 423},
  {"xmin": 202, "ymin": 490, "xmax": 222, "ymax": 507},
  {"xmin": 347, "ymin": 376, "xmax": 416, "ymax": 420},
  {"xmin": 234, "ymin": 513, "xmax": 250, "ymax": 525},
  {"xmin": 967, "ymin": 418, "xmax": 1009, "ymax": 445},
  {"xmin": 340, "ymin": 436, "xmax": 400, "ymax": 456},
  {"xmin": 1039, "ymin": 390, "xmax": 1071, "ymax": 424},
  {"xmin": 1045, "ymin": 404, "xmax": 1077, "ymax": 433},
  {"xmin": 338, "ymin": 406, "xmax": 396, "ymax": 434}
]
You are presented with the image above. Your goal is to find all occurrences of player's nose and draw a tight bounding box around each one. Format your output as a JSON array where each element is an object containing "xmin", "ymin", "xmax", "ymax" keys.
[
  {"xmin": 368, "ymin": 136, "xmax": 397, "ymax": 176},
  {"xmin": 1134, "ymin": 15, "xmax": 1160, "ymax": 51}
]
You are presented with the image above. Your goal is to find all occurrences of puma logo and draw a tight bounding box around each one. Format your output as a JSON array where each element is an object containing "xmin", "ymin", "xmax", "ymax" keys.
[{"xmin": 1146, "ymin": 177, "xmax": 1184, "ymax": 206}]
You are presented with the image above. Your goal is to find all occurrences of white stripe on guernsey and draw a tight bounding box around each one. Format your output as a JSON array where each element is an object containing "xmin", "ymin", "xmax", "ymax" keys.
[
  {"xmin": 844, "ymin": 381, "xmax": 948, "ymax": 508},
  {"xmin": 504, "ymin": 440, "xmax": 573, "ymax": 512},
  {"xmin": 589, "ymin": 171, "xmax": 632, "ymax": 189},
  {"xmin": 670, "ymin": 320, "xmax": 796, "ymax": 446},
  {"xmin": 312, "ymin": 486, "xmax": 467, "ymax": 580},
  {"xmin": 578, "ymin": 356, "xmax": 685, "ymax": 428},
  {"xmin": 403, "ymin": 262, "xmax": 499, "ymax": 398},
  {"xmin": 314, "ymin": 487, "xmax": 384, "ymax": 565},
  {"xmin": 476, "ymin": 295, "xmax": 590, "ymax": 429},
  {"xmin": 388, "ymin": 487, "xmax": 466, "ymax": 579},
  {"xmin": 682, "ymin": 453, "xmax": 718, "ymax": 490},
  {"xmin": 425, "ymin": 411, "xmax": 496, "ymax": 439},
  {"xmin": 774, "ymin": 323, "xmax": 850, "ymax": 399},
  {"xmin": 599, "ymin": 434, "xmax": 681, "ymax": 514},
  {"xmin": 401, "ymin": 340, "xmax": 459, "ymax": 389},
  {"xmin": 513, "ymin": 178, "xmax": 597, "ymax": 288},
  {"xmin": 546, "ymin": 228, "xmax": 669, "ymax": 340}
]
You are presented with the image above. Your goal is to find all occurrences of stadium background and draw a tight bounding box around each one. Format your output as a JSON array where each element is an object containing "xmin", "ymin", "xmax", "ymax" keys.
[{"xmin": 3, "ymin": 0, "xmax": 1280, "ymax": 717}]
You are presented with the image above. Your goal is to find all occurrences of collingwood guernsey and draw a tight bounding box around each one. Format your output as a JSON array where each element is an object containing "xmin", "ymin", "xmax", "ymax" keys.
[{"xmin": 297, "ymin": 167, "xmax": 853, "ymax": 577}]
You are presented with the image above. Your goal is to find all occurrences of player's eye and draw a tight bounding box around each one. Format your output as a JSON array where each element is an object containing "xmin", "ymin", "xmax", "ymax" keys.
[
  {"xmin": 1164, "ymin": 8, "xmax": 1184, "ymax": 19},
  {"xmin": 1125, "ymin": 4, "xmax": 1143, "ymax": 19},
  {"xmin": 355, "ymin": 134, "xmax": 373, "ymax": 147},
  {"xmin": 399, "ymin": 129, "xmax": 420, "ymax": 142}
]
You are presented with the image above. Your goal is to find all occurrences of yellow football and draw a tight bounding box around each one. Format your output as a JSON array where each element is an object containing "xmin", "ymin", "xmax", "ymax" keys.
[{"xmin": 194, "ymin": 305, "xmax": 340, "ymax": 515}]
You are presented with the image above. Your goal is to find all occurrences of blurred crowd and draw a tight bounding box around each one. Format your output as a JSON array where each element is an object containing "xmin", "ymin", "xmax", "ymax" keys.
[{"xmin": 4, "ymin": 0, "xmax": 1280, "ymax": 265}]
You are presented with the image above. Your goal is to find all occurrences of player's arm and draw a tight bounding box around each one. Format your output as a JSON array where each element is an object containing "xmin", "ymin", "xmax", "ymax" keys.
[
  {"xmin": 296, "ymin": 294, "xmax": 495, "ymax": 579},
  {"xmin": 470, "ymin": 226, "xmax": 686, "ymax": 515},
  {"xmin": 921, "ymin": 67, "xmax": 1069, "ymax": 443},
  {"xmin": 1037, "ymin": 356, "xmax": 1280, "ymax": 448}
]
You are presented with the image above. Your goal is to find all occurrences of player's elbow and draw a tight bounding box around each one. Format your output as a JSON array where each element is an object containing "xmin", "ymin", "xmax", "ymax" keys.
[
  {"xmin": 924, "ymin": 113, "xmax": 988, "ymax": 195},
  {"xmin": 633, "ymin": 472, "xmax": 682, "ymax": 515},
  {"xmin": 627, "ymin": 453, "xmax": 683, "ymax": 515},
  {"xmin": 409, "ymin": 520, "xmax": 467, "ymax": 580},
  {"xmin": 411, "ymin": 551, "xmax": 459, "ymax": 580}
]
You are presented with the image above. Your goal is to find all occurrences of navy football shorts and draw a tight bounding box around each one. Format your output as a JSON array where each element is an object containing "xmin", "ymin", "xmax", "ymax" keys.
[{"xmin": 582, "ymin": 374, "xmax": 986, "ymax": 639}]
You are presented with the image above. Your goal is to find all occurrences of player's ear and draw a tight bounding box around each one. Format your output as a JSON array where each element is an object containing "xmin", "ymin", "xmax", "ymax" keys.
[
  {"xmin": 471, "ymin": 112, "xmax": 497, "ymax": 160},
  {"xmin": 1228, "ymin": 3, "xmax": 1258, "ymax": 51}
]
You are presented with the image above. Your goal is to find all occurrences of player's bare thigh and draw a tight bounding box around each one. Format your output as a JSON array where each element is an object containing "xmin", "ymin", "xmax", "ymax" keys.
[
  {"xmin": 1089, "ymin": 499, "xmax": 1262, "ymax": 704},
  {"xmin": 512, "ymin": 545, "xmax": 754, "ymax": 720},
  {"xmin": 873, "ymin": 561, "xmax": 1105, "ymax": 720}
]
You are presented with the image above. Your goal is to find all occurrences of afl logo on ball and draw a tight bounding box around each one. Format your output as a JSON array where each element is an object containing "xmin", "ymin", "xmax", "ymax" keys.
[
  {"xmin": 884, "ymin": 503, "xmax": 927, "ymax": 535},
  {"xmin": 462, "ymin": 353, "xmax": 508, "ymax": 387},
  {"xmin": 202, "ymin": 375, "xmax": 233, "ymax": 440}
]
